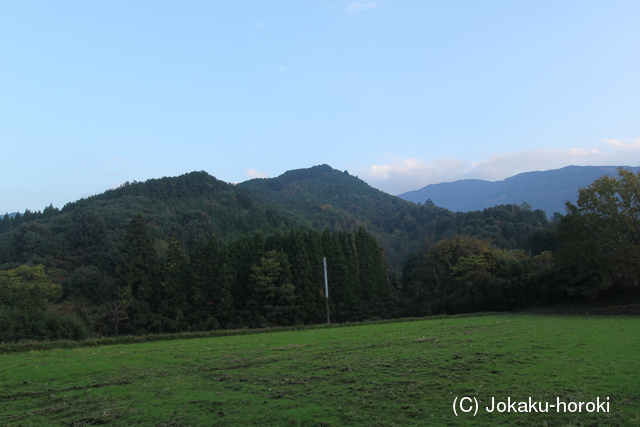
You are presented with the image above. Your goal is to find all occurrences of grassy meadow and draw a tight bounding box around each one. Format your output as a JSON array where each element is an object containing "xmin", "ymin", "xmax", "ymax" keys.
[{"xmin": 1, "ymin": 314, "xmax": 639, "ymax": 426}]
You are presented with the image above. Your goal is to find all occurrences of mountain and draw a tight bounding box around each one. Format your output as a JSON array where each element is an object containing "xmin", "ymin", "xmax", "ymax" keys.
[
  {"xmin": 0, "ymin": 164, "xmax": 554, "ymax": 273},
  {"xmin": 398, "ymin": 165, "xmax": 640, "ymax": 216},
  {"xmin": 237, "ymin": 164, "xmax": 408, "ymax": 229}
]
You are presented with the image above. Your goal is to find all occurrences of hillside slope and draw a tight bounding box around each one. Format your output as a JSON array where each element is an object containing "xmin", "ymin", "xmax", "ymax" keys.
[{"xmin": 238, "ymin": 164, "xmax": 408, "ymax": 230}]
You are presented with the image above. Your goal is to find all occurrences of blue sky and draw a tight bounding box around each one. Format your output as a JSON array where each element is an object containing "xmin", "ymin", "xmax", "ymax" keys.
[{"xmin": 3, "ymin": 1, "xmax": 640, "ymax": 214}]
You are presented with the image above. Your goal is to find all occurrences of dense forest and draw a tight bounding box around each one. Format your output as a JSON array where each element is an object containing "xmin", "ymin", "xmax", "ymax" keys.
[{"xmin": 1, "ymin": 165, "xmax": 636, "ymax": 342}]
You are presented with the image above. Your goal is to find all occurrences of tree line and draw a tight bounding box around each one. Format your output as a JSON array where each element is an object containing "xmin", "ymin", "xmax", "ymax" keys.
[{"xmin": 1, "ymin": 215, "xmax": 392, "ymax": 341}]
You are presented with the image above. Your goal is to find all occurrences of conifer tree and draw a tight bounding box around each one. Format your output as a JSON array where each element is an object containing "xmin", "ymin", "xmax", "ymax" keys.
[
  {"xmin": 303, "ymin": 229, "xmax": 326, "ymax": 322},
  {"xmin": 227, "ymin": 233, "xmax": 265, "ymax": 314},
  {"xmin": 355, "ymin": 227, "xmax": 389, "ymax": 318},
  {"xmin": 324, "ymin": 232, "xmax": 351, "ymax": 322},
  {"xmin": 339, "ymin": 231, "xmax": 362, "ymax": 320},
  {"xmin": 191, "ymin": 236, "xmax": 234, "ymax": 328},
  {"xmin": 116, "ymin": 214, "xmax": 158, "ymax": 332},
  {"xmin": 117, "ymin": 214, "xmax": 157, "ymax": 302},
  {"xmin": 191, "ymin": 237, "xmax": 217, "ymax": 316},
  {"xmin": 213, "ymin": 252, "xmax": 236, "ymax": 327},
  {"xmin": 286, "ymin": 231, "xmax": 318, "ymax": 323},
  {"xmin": 158, "ymin": 236, "xmax": 193, "ymax": 330},
  {"xmin": 0, "ymin": 214, "xmax": 11, "ymax": 233},
  {"xmin": 42, "ymin": 204, "xmax": 59, "ymax": 218}
]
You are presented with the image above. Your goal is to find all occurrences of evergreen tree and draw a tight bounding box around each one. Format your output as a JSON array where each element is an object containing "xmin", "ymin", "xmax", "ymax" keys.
[
  {"xmin": 191, "ymin": 237, "xmax": 217, "ymax": 317},
  {"xmin": 115, "ymin": 214, "xmax": 158, "ymax": 333},
  {"xmin": 42, "ymin": 204, "xmax": 59, "ymax": 218},
  {"xmin": 355, "ymin": 227, "xmax": 390, "ymax": 318},
  {"xmin": 68, "ymin": 210, "xmax": 107, "ymax": 266},
  {"xmin": 286, "ymin": 231, "xmax": 318, "ymax": 323},
  {"xmin": 158, "ymin": 236, "xmax": 193, "ymax": 331},
  {"xmin": 340, "ymin": 231, "xmax": 362, "ymax": 320},
  {"xmin": 191, "ymin": 236, "xmax": 234, "ymax": 329},
  {"xmin": 0, "ymin": 214, "xmax": 11, "ymax": 233},
  {"xmin": 213, "ymin": 252, "xmax": 236, "ymax": 327},
  {"xmin": 227, "ymin": 234, "xmax": 262, "ymax": 315},
  {"xmin": 117, "ymin": 214, "xmax": 157, "ymax": 302},
  {"xmin": 323, "ymin": 232, "xmax": 352, "ymax": 322},
  {"xmin": 303, "ymin": 229, "xmax": 326, "ymax": 323}
]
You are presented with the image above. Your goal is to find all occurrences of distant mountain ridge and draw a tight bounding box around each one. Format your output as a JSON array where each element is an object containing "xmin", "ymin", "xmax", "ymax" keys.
[{"xmin": 398, "ymin": 165, "xmax": 640, "ymax": 216}]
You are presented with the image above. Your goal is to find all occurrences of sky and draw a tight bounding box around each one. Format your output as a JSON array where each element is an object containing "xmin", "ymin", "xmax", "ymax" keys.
[{"xmin": 3, "ymin": 1, "xmax": 640, "ymax": 214}]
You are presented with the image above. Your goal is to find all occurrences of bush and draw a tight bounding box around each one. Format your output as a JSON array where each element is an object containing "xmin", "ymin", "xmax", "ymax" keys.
[{"xmin": 0, "ymin": 308, "xmax": 88, "ymax": 343}]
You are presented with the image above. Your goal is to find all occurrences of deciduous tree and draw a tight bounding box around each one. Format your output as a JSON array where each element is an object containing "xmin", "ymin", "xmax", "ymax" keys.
[{"xmin": 556, "ymin": 168, "xmax": 640, "ymax": 295}]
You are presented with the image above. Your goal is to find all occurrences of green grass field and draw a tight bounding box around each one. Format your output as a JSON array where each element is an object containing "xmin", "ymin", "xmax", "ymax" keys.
[{"xmin": 1, "ymin": 314, "xmax": 638, "ymax": 426}]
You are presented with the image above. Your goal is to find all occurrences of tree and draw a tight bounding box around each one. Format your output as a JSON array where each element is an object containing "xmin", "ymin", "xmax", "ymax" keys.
[
  {"xmin": 115, "ymin": 214, "xmax": 158, "ymax": 332},
  {"xmin": 191, "ymin": 236, "xmax": 231, "ymax": 329},
  {"xmin": 285, "ymin": 231, "xmax": 321, "ymax": 324},
  {"xmin": 354, "ymin": 227, "xmax": 390, "ymax": 318},
  {"xmin": 247, "ymin": 250, "xmax": 297, "ymax": 326},
  {"xmin": 301, "ymin": 229, "xmax": 326, "ymax": 323},
  {"xmin": 0, "ymin": 265, "xmax": 87, "ymax": 341},
  {"xmin": 0, "ymin": 213, "xmax": 12, "ymax": 233},
  {"xmin": 117, "ymin": 214, "xmax": 157, "ymax": 303},
  {"xmin": 556, "ymin": 168, "xmax": 640, "ymax": 296},
  {"xmin": 407, "ymin": 235, "xmax": 496, "ymax": 314},
  {"xmin": 65, "ymin": 265, "xmax": 110, "ymax": 305},
  {"xmin": 68, "ymin": 210, "xmax": 107, "ymax": 264},
  {"xmin": 0, "ymin": 265, "xmax": 62, "ymax": 311},
  {"xmin": 158, "ymin": 236, "xmax": 193, "ymax": 330},
  {"xmin": 324, "ymin": 231, "xmax": 357, "ymax": 322}
]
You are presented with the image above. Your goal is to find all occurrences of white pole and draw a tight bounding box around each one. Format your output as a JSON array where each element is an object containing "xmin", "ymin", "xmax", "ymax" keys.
[{"xmin": 323, "ymin": 257, "xmax": 330, "ymax": 324}]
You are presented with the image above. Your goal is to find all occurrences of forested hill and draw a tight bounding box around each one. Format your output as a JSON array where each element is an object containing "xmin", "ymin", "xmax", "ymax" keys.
[
  {"xmin": 0, "ymin": 165, "xmax": 554, "ymax": 272},
  {"xmin": 237, "ymin": 164, "xmax": 407, "ymax": 230},
  {"xmin": 69, "ymin": 164, "xmax": 407, "ymax": 238}
]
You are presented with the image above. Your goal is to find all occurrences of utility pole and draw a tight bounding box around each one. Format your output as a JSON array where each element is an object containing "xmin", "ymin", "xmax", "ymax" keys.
[{"xmin": 323, "ymin": 257, "xmax": 330, "ymax": 325}]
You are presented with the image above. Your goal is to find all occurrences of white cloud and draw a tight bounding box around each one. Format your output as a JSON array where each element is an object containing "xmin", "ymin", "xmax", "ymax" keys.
[
  {"xmin": 245, "ymin": 169, "xmax": 269, "ymax": 179},
  {"xmin": 603, "ymin": 138, "xmax": 640, "ymax": 151},
  {"xmin": 469, "ymin": 148, "xmax": 605, "ymax": 181},
  {"xmin": 347, "ymin": 2, "xmax": 378, "ymax": 11},
  {"xmin": 358, "ymin": 139, "xmax": 640, "ymax": 195}
]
